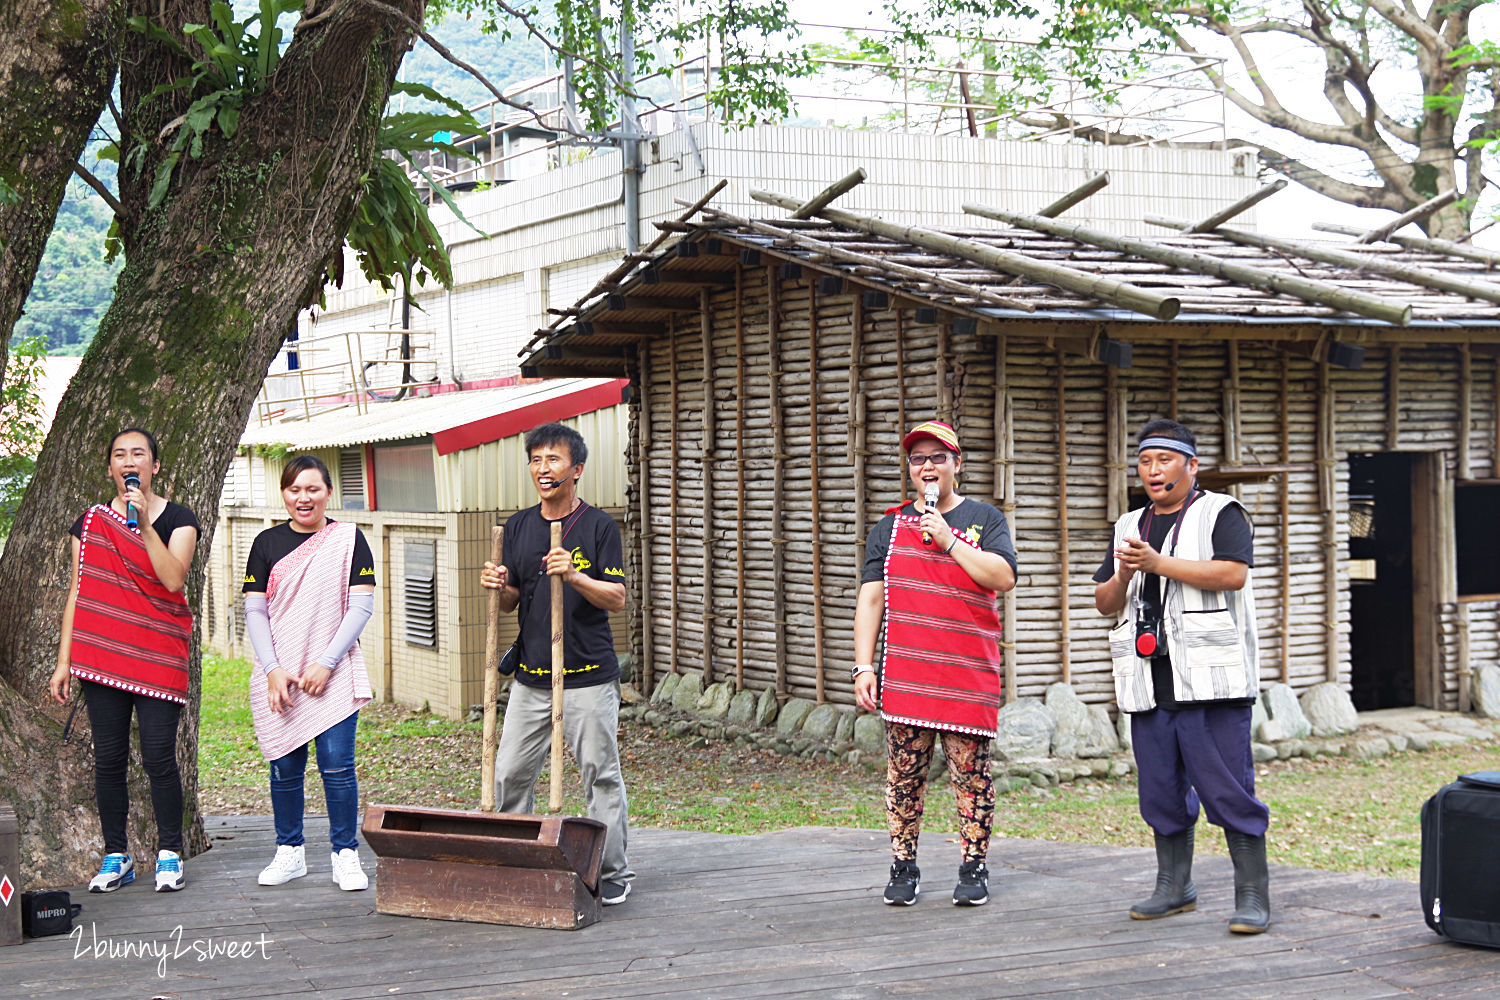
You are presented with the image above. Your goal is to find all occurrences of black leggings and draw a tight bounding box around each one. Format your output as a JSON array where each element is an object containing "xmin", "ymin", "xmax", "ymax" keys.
[{"xmin": 82, "ymin": 680, "xmax": 184, "ymax": 854}]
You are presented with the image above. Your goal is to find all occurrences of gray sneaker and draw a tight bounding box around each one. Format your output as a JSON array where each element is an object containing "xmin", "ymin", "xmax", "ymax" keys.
[{"xmin": 601, "ymin": 880, "xmax": 631, "ymax": 905}]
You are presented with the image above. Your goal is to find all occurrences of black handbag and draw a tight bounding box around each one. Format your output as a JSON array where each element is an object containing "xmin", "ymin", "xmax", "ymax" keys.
[{"xmin": 22, "ymin": 890, "xmax": 82, "ymax": 937}]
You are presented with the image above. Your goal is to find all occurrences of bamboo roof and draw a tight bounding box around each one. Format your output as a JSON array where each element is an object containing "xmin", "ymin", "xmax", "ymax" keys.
[{"xmin": 521, "ymin": 181, "xmax": 1500, "ymax": 378}]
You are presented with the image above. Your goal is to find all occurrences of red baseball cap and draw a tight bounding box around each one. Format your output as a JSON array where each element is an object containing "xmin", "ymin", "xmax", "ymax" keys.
[{"xmin": 901, "ymin": 420, "xmax": 961, "ymax": 456}]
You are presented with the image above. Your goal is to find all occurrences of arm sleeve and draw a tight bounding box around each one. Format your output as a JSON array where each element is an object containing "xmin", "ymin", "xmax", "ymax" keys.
[
  {"xmin": 1211, "ymin": 505, "xmax": 1255, "ymax": 567},
  {"xmin": 593, "ymin": 516, "xmax": 626, "ymax": 582},
  {"xmin": 243, "ymin": 535, "xmax": 270, "ymax": 593},
  {"xmin": 244, "ymin": 592, "xmax": 281, "ymax": 675},
  {"xmin": 348, "ymin": 529, "xmax": 376, "ymax": 586},
  {"xmin": 315, "ymin": 591, "xmax": 375, "ymax": 670},
  {"xmin": 976, "ymin": 506, "xmax": 1018, "ymax": 574},
  {"xmin": 69, "ymin": 512, "xmax": 86, "ymax": 540},
  {"xmin": 861, "ymin": 514, "xmax": 894, "ymax": 583}
]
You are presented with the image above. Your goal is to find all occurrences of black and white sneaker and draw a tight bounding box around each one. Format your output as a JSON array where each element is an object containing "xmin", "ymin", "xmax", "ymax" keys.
[
  {"xmin": 883, "ymin": 860, "xmax": 920, "ymax": 905},
  {"xmin": 601, "ymin": 880, "xmax": 632, "ymax": 905},
  {"xmin": 952, "ymin": 860, "xmax": 989, "ymax": 906}
]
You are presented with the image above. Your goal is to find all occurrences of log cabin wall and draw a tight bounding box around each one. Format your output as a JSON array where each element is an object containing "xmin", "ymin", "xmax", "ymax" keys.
[
  {"xmin": 632, "ymin": 293, "xmax": 1499, "ymax": 712},
  {"xmin": 554, "ymin": 209, "xmax": 1500, "ymax": 713}
]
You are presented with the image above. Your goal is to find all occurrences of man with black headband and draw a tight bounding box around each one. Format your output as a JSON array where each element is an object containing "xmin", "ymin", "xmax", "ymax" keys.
[{"xmin": 1094, "ymin": 418, "xmax": 1270, "ymax": 934}]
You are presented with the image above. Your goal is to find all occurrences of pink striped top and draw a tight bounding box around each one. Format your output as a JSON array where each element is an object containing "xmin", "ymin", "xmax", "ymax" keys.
[{"xmin": 248, "ymin": 521, "xmax": 372, "ymax": 761}]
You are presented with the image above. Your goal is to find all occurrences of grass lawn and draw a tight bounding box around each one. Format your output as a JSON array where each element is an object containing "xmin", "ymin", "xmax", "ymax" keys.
[{"xmin": 198, "ymin": 654, "xmax": 1499, "ymax": 880}]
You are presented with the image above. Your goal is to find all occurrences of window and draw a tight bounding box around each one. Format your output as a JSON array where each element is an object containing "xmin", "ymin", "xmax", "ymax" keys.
[
  {"xmin": 403, "ymin": 539, "xmax": 438, "ymax": 649},
  {"xmin": 1455, "ymin": 483, "xmax": 1500, "ymax": 597},
  {"xmin": 372, "ymin": 441, "xmax": 438, "ymax": 512},
  {"xmin": 339, "ymin": 447, "xmax": 367, "ymax": 510}
]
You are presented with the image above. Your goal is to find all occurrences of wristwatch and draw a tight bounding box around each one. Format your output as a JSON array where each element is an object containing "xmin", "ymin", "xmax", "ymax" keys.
[{"xmin": 851, "ymin": 663, "xmax": 875, "ymax": 681}]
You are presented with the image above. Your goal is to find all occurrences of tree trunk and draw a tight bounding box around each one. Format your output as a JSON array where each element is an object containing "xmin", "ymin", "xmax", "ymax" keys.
[
  {"xmin": 0, "ymin": 0, "xmax": 120, "ymax": 378},
  {"xmin": 0, "ymin": 0, "xmax": 425, "ymax": 887}
]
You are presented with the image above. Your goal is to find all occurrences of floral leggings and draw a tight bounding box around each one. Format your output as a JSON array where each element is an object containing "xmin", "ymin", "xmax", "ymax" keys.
[{"xmin": 885, "ymin": 721, "xmax": 995, "ymax": 863}]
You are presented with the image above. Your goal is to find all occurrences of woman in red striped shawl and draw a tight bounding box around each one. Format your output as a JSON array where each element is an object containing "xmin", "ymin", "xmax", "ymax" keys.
[
  {"xmin": 50, "ymin": 428, "xmax": 200, "ymax": 894},
  {"xmin": 242, "ymin": 455, "xmax": 375, "ymax": 891},
  {"xmin": 853, "ymin": 421, "xmax": 1017, "ymax": 908}
]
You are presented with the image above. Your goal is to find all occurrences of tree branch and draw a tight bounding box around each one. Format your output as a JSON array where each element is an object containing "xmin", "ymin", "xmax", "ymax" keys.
[
  {"xmin": 1251, "ymin": 143, "xmax": 1408, "ymax": 211},
  {"xmin": 69, "ymin": 162, "xmax": 125, "ymax": 217}
]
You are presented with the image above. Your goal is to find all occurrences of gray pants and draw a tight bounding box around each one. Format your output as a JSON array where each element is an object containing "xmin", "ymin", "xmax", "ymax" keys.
[{"xmin": 493, "ymin": 680, "xmax": 633, "ymax": 885}]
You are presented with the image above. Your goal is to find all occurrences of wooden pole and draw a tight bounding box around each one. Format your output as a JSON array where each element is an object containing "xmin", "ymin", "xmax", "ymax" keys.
[
  {"xmin": 735, "ymin": 268, "xmax": 746, "ymax": 691},
  {"xmin": 995, "ymin": 336, "xmax": 1017, "ymax": 703},
  {"xmin": 937, "ymin": 319, "xmax": 951, "ymax": 423},
  {"xmin": 969, "ymin": 202, "xmax": 1415, "ymax": 325},
  {"xmin": 698, "ymin": 205, "xmax": 1034, "ymax": 312},
  {"xmin": 480, "ymin": 525, "xmax": 504, "ymax": 812},
  {"xmin": 1317, "ymin": 361, "xmax": 1339, "ymax": 682},
  {"xmin": 1145, "ymin": 213, "xmax": 1500, "ymax": 311},
  {"xmin": 669, "ymin": 318, "xmax": 679, "ymax": 678},
  {"xmin": 1182, "ymin": 179, "xmax": 1287, "ymax": 232},
  {"xmin": 896, "ymin": 310, "xmax": 908, "ymax": 503},
  {"xmin": 636, "ymin": 343, "xmax": 655, "ymax": 696},
  {"xmin": 769, "ymin": 267, "xmax": 788, "ymax": 700},
  {"xmin": 1106, "ymin": 364, "xmax": 1125, "ymax": 523},
  {"xmin": 810, "ymin": 281, "xmax": 825, "ymax": 702},
  {"xmin": 1278, "ymin": 354, "xmax": 1291, "ymax": 685},
  {"xmin": 791, "ymin": 167, "xmax": 867, "ymax": 219},
  {"xmin": 700, "ymin": 289, "xmax": 715, "ymax": 685},
  {"xmin": 1056, "ymin": 348, "xmax": 1071, "ymax": 685},
  {"xmin": 1225, "ymin": 341, "xmax": 1242, "ymax": 501},
  {"xmin": 1386, "ymin": 344, "xmax": 1401, "ymax": 451},
  {"xmin": 1312, "ymin": 220, "xmax": 1500, "ymax": 266},
  {"xmin": 1355, "ymin": 188, "xmax": 1459, "ymax": 244},
  {"xmin": 1038, "ymin": 172, "xmax": 1109, "ymax": 218},
  {"xmin": 1458, "ymin": 343, "xmax": 1472, "ymax": 481},
  {"xmin": 1168, "ymin": 342, "xmax": 1180, "ymax": 421},
  {"xmin": 751, "ymin": 188, "xmax": 1182, "ymax": 321},
  {"xmin": 850, "ymin": 295, "xmax": 866, "ymax": 554},
  {"xmin": 548, "ymin": 519, "xmax": 565, "ymax": 812}
]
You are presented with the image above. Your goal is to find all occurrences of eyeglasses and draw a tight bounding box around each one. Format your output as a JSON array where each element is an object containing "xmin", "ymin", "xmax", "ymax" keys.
[{"xmin": 908, "ymin": 452, "xmax": 951, "ymax": 467}]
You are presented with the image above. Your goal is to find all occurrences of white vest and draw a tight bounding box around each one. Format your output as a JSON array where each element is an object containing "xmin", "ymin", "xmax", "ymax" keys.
[{"xmin": 1107, "ymin": 491, "xmax": 1260, "ymax": 713}]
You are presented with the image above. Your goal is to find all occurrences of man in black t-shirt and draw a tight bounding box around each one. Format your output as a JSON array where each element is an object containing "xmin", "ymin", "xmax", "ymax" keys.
[
  {"xmin": 479, "ymin": 423, "xmax": 634, "ymax": 905},
  {"xmin": 1094, "ymin": 418, "xmax": 1271, "ymax": 935}
]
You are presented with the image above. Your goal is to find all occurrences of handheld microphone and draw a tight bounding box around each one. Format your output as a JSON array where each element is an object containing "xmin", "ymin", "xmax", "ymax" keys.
[
  {"xmin": 922, "ymin": 483, "xmax": 939, "ymax": 544},
  {"xmin": 123, "ymin": 473, "xmax": 140, "ymax": 529}
]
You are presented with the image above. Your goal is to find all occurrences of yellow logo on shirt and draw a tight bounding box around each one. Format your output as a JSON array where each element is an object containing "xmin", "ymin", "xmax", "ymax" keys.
[
  {"xmin": 604, "ymin": 566, "xmax": 625, "ymax": 578},
  {"xmin": 358, "ymin": 567, "xmax": 375, "ymax": 576},
  {"xmin": 244, "ymin": 574, "xmax": 257, "ymax": 584},
  {"xmin": 572, "ymin": 548, "xmax": 591, "ymax": 571}
]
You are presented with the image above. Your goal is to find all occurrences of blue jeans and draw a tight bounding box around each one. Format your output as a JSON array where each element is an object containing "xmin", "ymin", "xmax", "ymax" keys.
[{"xmin": 268, "ymin": 711, "xmax": 361, "ymax": 852}]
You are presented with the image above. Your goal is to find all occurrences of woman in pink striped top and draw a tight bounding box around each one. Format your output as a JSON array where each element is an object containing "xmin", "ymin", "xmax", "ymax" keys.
[{"xmin": 242, "ymin": 455, "xmax": 375, "ymax": 892}]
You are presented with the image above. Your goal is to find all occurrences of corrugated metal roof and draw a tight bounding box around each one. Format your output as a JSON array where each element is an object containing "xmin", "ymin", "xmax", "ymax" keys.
[{"xmin": 240, "ymin": 378, "xmax": 629, "ymax": 453}]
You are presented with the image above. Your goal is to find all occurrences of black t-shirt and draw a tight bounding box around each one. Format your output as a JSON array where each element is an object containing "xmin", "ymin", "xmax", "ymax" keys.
[
  {"xmin": 242, "ymin": 521, "xmax": 376, "ymax": 593},
  {"xmin": 502, "ymin": 502, "xmax": 626, "ymax": 690},
  {"xmin": 71, "ymin": 501, "xmax": 199, "ymax": 545},
  {"xmin": 862, "ymin": 496, "xmax": 1017, "ymax": 583},
  {"xmin": 1093, "ymin": 494, "xmax": 1254, "ymax": 708}
]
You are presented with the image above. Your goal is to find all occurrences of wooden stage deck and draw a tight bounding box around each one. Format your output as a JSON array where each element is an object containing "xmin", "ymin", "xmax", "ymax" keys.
[{"xmin": 3, "ymin": 815, "xmax": 1496, "ymax": 1000}]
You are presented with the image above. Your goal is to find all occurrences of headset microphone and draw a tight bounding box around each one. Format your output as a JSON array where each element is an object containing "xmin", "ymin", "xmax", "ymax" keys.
[{"xmin": 1163, "ymin": 472, "xmax": 1185, "ymax": 492}]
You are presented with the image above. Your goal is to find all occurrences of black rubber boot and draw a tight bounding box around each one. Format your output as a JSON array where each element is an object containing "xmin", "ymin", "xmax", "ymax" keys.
[
  {"xmin": 1226, "ymin": 830, "xmax": 1271, "ymax": 934},
  {"xmin": 1129, "ymin": 828, "xmax": 1197, "ymax": 919}
]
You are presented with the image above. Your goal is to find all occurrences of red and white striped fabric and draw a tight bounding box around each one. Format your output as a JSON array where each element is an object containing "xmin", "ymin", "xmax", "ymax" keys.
[{"xmin": 248, "ymin": 521, "xmax": 372, "ymax": 761}]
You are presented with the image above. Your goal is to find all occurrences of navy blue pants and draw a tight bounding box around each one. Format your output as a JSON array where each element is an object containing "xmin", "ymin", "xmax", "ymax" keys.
[{"xmin": 1130, "ymin": 703, "xmax": 1269, "ymax": 837}]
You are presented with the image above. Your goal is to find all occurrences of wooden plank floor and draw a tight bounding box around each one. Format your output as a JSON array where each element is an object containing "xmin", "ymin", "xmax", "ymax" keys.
[{"xmin": 3, "ymin": 815, "xmax": 1496, "ymax": 1000}]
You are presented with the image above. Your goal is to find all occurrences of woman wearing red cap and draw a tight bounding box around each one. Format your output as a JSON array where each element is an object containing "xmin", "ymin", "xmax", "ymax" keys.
[{"xmin": 853, "ymin": 419, "xmax": 1017, "ymax": 907}]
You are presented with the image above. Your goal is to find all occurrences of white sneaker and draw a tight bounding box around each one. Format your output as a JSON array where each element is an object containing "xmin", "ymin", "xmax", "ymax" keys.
[
  {"xmin": 154, "ymin": 850, "xmax": 184, "ymax": 892},
  {"xmin": 88, "ymin": 853, "xmax": 134, "ymax": 893},
  {"xmin": 258, "ymin": 844, "xmax": 307, "ymax": 886},
  {"xmin": 330, "ymin": 848, "xmax": 368, "ymax": 891}
]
